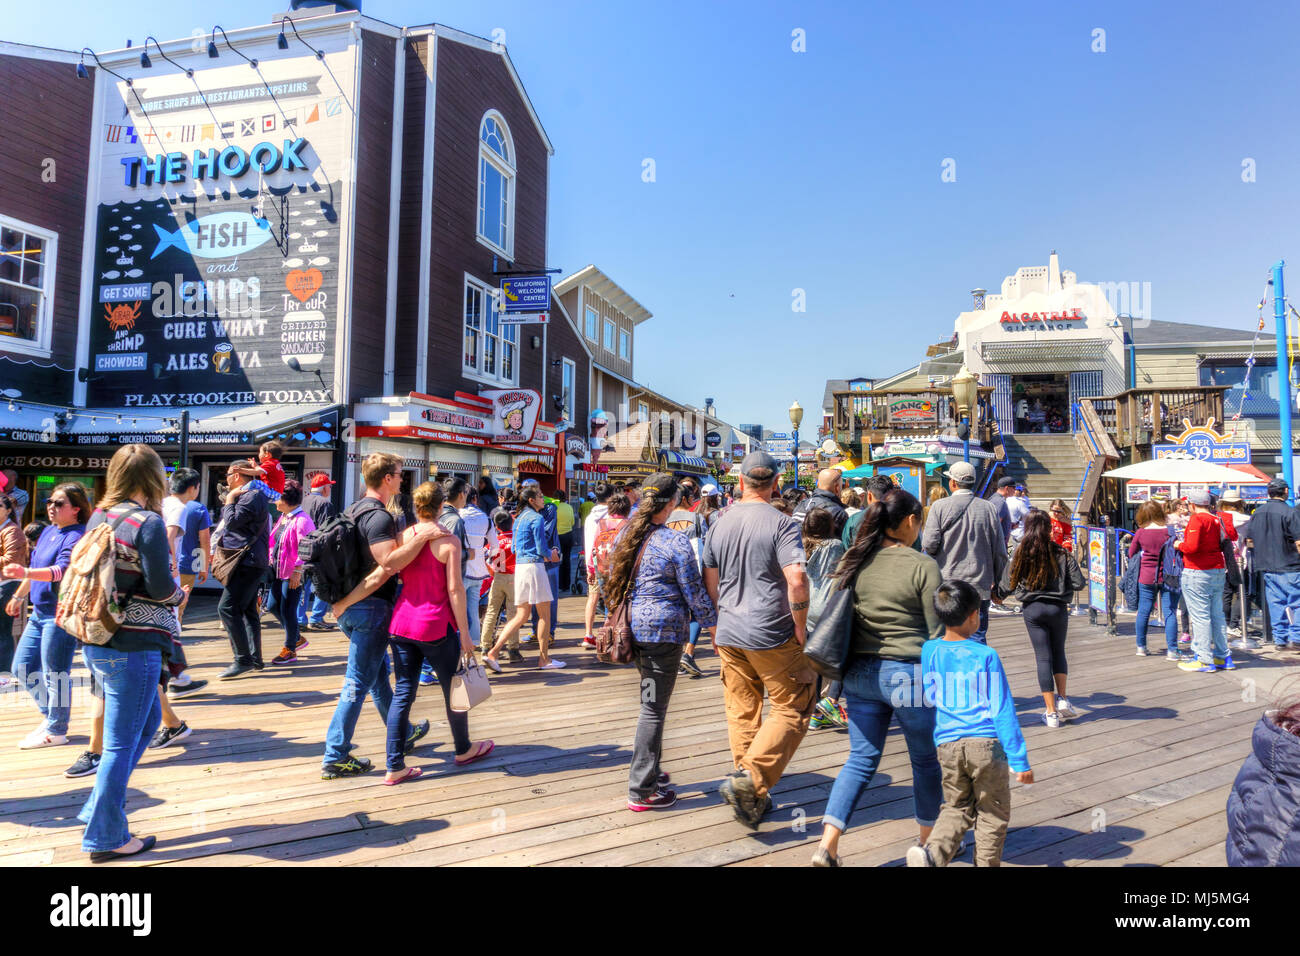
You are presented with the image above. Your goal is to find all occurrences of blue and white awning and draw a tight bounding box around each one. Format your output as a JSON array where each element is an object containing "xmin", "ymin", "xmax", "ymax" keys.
[{"xmin": 662, "ymin": 451, "xmax": 710, "ymax": 472}]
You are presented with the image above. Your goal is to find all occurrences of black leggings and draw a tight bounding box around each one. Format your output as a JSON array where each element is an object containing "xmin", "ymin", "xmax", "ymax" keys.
[{"xmin": 1023, "ymin": 601, "xmax": 1069, "ymax": 693}]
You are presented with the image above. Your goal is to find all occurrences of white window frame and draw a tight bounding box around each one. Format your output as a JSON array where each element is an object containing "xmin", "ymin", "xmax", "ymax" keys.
[
  {"xmin": 584, "ymin": 306, "xmax": 598, "ymax": 341},
  {"xmin": 0, "ymin": 213, "xmax": 57, "ymax": 359},
  {"xmin": 619, "ymin": 328, "xmax": 630, "ymax": 361},
  {"xmin": 461, "ymin": 272, "xmax": 519, "ymax": 387},
  {"xmin": 604, "ymin": 318, "xmax": 616, "ymax": 353},
  {"xmin": 561, "ymin": 357, "xmax": 576, "ymax": 421},
  {"xmin": 476, "ymin": 110, "xmax": 516, "ymax": 259},
  {"xmin": 638, "ymin": 400, "xmax": 650, "ymax": 423}
]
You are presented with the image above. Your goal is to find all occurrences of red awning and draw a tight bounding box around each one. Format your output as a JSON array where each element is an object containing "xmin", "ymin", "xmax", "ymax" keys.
[{"xmin": 1227, "ymin": 463, "xmax": 1270, "ymax": 482}]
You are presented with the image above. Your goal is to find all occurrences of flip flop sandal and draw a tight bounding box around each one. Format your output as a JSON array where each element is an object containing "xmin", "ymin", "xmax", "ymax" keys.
[
  {"xmin": 383, "ymin": 767, "xmax": 423, "ymax": 786},
  {"xmin": 455, "ymin": 740, "xmax": 495, "ymax": 766}
]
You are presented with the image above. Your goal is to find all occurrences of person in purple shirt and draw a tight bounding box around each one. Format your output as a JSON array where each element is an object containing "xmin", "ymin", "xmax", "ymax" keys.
[
  {"xmin": 602, "ymin": 473, "xmax": 717, "ymax": 812},
  {"xmin": 1128, "ymin": 500, "xmax": 1183, "ymax": 661},
  {"xmin": 1, "ymin": 482, "xmax": 91, "ymax": 748}
]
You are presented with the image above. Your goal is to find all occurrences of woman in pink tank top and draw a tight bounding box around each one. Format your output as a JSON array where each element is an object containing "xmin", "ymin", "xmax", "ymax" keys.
[{"xmin": 384, "ymin": 481, "xmax": 494, "ymax": 784}]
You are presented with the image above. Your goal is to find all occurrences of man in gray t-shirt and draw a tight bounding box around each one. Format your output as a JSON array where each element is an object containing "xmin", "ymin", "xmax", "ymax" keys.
[{"xmin": 702, "ymin": 451, "xmax": 812, "ymax": 830}]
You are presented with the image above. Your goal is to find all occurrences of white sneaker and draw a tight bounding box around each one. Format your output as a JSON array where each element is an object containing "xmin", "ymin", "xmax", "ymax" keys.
[
  {"xmin": 1135, "ymin": 646, "xmax": 1149, "ymax": 657},
  {"xmin": 906, "ymin": 845, "xmax": 935, "ymax": 867},
  {"xmin": 1042, "ymin": 712, "xmax": 1061, "ymax": 729},
  {"xmin": 19, "ymin": 727, "xmax": 68, "ymax": 750},
  {"xmin": 1225, "ymin": 626, "xmax": 1242, "ymax": 638},
  {"xmin": 1056, "ymin": 698, "xmax": 1078, "ymax": 720}
]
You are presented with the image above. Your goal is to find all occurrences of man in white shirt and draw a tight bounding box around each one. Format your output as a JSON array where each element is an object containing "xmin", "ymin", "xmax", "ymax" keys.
[{"xmin": 459, "ymin": 484, "xmax": 495, "ymax": 650}]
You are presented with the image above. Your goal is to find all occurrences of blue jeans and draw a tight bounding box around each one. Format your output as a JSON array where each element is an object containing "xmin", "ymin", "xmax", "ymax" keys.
[
  {"xmin": 822, "ymin": 657, "xmax": 943, "ymax": 831},
  {"xmin": 77, "ymin": 646, "xmax": 161, "ymax": 852},
  {"xmin": 273, "ymin": 578, "xmax": 302, "ymax": 652},
  {"xmin": 13, "ymin": 609, "xmax": 77, "ymax": 735},
  {"xmin": 529, "ymin": 563, "xmax": 560, "ymax": 634},
  {"xmin": 1135, "ymin": 583, "xmax": 1180, "ymax": 652},
  {"xmin": 1182, "ymin": 568, "xmax": 1228, "ymax": 663},
  {"xmin": 969, "ymin": 600, "xmax": 990, "ymax": 645},
  {"xmin": 298, "ymin": 578, "xmax": 329, "ymax": 626},
  {"xmin": 464, "ymin": 577, "xmax": 484, "ymax": 648},
  {"xmin": 323, "ymin": 597, "xmax": 395, "ymax": 766},
  {"xmin": 1263, "ymin": 571, "xmax": 1300, "ymax": 647}
]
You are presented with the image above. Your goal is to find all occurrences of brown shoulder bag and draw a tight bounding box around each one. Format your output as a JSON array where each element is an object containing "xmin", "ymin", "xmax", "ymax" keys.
[{"xmin": 595, "ymin": 530, "xmax": 654, "ymax": 665}]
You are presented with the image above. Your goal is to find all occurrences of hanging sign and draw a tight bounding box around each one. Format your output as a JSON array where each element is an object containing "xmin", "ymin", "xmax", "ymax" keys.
[
  {"xmin": 887, "ymin": 398, "xmax": 938, "ymax": 426},
  {"xmin": 1152, "ymin": 419, "xmax": 1251, "ymax": 464},
  {"xmin": 481, "ymin": 388, "xmax": 541, "ymax": 444},
  {"xmin": 498, "ymin": 276, "xmax": 550, "ymax": 324}
]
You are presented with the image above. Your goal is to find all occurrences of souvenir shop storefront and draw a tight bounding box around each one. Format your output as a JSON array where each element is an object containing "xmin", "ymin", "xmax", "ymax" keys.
[
  {"xmin": 951, "ymin": 255, "xmax": 1127, "ymax": 435},
  {"xmin": 599, "ymin": 423, "xmax": 712, "ymax": 484},
  {"xmin": 350, "ymin": 390, "xmax": 561, "ymax": 506},
  {"xmin": 0, "ymin": 401, "xmax": 341, "ymax": 521}
]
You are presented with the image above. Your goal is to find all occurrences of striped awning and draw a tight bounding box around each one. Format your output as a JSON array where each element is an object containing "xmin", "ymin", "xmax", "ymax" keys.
[
  {"xmin": 980, "ymin": 339, "xmax": 1112, "ymax": 372},
  {"xmin": 663, "ymin": 451, "xmax": 709, "ymax": 473}
]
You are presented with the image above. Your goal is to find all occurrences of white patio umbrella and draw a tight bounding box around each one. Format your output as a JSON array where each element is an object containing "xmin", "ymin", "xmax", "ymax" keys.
[{"xmin": 1102, "ymin": 453, "xmax": 1250, "ymax": 484}]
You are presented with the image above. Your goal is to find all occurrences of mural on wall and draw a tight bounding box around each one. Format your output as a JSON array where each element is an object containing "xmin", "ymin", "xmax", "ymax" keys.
[{"xmin": 86, "ymin": 32, "xmax": 356, "ymax": 408}]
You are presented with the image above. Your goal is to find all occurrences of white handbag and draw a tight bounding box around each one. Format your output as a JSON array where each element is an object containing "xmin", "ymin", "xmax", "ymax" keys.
[{"xmin": 449, "ymin": 654, "xmax": 493, "ymax": 712}]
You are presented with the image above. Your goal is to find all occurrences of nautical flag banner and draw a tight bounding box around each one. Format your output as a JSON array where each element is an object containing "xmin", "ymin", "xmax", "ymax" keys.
[
  {"xmin": 239, "ymin": 118, "xmax": 256, "ymax": 136},
  {"xmin": 306, "ymin": 104, "xmax": 320, "ymax": 123},
  {"xmin": 106, "ymin": 125, "xmax": 123, "ymax": 142},
  {"xmin": 219, "ymin": 120, "xmax": 234, "ymax": 139},
  {"xmin": 325, "ymin": 96, "xmax": 343, "ymax": 117},
  {"xmin": 180, "ymin": 125, "xmax": 196, "ymax": 142},
  {"xmin": 125, "ymin": 126, "xmax": 138, "ymax": 143},
  {"xmin": 261, "ymin": 114, "xmax": 276, "ymax": 132},
  {"xmin": 201, "ymin": 123, "xmax": 215, "ymax": 141}
]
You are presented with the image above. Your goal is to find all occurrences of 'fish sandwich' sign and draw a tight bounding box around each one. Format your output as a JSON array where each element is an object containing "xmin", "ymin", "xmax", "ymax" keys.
[{"xmin": 85, "ymin": 27, "xmax": 357, "ymax": 409}]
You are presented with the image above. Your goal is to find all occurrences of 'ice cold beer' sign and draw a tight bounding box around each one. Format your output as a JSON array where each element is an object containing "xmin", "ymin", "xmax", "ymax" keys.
[{"xmin": 85, "ymin": 33, "xmax": 357, "ymax": 408}]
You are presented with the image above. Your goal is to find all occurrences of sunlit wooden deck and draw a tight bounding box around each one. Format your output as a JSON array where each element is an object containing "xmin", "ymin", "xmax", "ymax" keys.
[{"xmin": 1, "ymin": 596, "xmax": 1290, "ymax": 867}]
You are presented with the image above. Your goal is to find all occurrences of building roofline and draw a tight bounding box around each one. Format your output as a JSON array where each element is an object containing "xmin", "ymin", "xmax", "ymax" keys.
[{"xmin": 554, "ymin": 265, "xmax": 653, "ymax": 325}]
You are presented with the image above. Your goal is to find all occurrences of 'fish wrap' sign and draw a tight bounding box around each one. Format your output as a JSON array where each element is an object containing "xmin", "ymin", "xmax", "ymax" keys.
[{"xmin": 85, "ymin": 27, "xmax": 357, "ymax": 409}]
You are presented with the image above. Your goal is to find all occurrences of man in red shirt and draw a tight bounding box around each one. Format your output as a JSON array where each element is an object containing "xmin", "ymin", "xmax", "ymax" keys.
[{"xmin": 1176, "ymin": 490, "xmax": 1233, "ymax": 672}]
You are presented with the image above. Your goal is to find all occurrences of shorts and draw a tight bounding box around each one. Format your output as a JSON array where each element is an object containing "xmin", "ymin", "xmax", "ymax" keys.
[
  {"xmin": 587, "ymin": 568, "xmax": 607, "ymax": 594},
  {"xmin": 514, "ymin": 563, "xmax": 553, "ymax": 605}
]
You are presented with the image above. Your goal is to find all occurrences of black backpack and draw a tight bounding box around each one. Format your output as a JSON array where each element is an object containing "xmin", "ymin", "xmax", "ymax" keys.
[{"xmin": 298, "ymin": 497, "xmax": 385, "ymax": 604}]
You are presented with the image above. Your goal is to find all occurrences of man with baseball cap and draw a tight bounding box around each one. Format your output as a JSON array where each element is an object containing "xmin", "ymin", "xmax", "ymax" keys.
[
  {"xmin": 1242, "ymin": 477, "xmax": 1300, "ymax": 652},
  {"xmin": 702, "ymin": 450, "xmax": 812, "ymax": 829},
  {"xmin": 296, "ymin": 475, "xmax": 339, "ymax": 631},
  {"xmin": 995, "ymin": 476, "xmax": 1024, "ymax": 547},
  {"xmin": 921, "ymin": 461, "xmax": 1008, "ymax": 644}
]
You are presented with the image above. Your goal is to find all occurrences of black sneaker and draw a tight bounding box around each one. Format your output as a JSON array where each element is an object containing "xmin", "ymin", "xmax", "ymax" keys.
[
  {"xmin": 219, "ymin": 662, "xmax": 256, "ymax": 680},
  {"xmin": 64, "ymin": 750, "xmax": 101, "ymax": 778},
  {"xmin": 678, "ymin": 653, "xmax": 703, "ymax": 678},
  {"xmin": 306, "ymin": 622, "xmax": 337, "ymax": 632},
  {"xmin": 321, "ymin": 756, "xmax": 373, "ymax": 779},
  {"xmin": 719, "ymin": 769, "xmax": 767, "ymax": 830},
  {"xmin": 167, "ymin": 678, "xmax": 209, "ymax": 698},
  {"xmin": 404, "ymin": 719, "xmax": 430, "ymax": 754},
  {"xmin": 148, "ymin": 722, "xmax": 192, "ymax": 750}
]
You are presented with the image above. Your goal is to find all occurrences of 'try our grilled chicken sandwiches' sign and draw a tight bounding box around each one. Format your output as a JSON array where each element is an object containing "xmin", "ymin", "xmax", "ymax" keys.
[{"xmin": 86, "ymin": 30, "xmax": 357, "ymax": 407}]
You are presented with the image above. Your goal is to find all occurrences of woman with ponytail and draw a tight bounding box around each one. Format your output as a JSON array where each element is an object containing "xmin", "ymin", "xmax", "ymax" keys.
[
  {"xmin": 996, "ymin": 509, "xmax": 1085, "ymax": 729},
  {"xmin": 604, "ymin": 473, "xmax": 716, "ymax": 812},
  {"xmin": 811, "ymin": 488, "xmax": 944, "ymax": 867}
]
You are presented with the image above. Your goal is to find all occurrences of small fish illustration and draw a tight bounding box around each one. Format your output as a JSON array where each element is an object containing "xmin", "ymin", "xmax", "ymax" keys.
[
  {"xmin": 292, "ymin": 432, "xmax": 307, "ymax": 442},
  {"xmin": 133, "ymin": 205, "xmax": 142, "ymax": 210},
  {"xmin": 312, "ymin": 230, "xmax": 328, "ymax": 238},
  {"xmin": 155, "ymin": 202, "xmax": 167, "ymax": 208},
  {"xmin": 289, "ymin": 209, "xmax": 301, "ymax": 217},
  {"xmin": 110, "ymin": 206, "xmax": 120, "ymax": 213},
  {"xmin": 128, "ymin": 244, "xmax": 142, "ymax": 252},
  {"xmin": 109, "ymin": 225, "xmax": 119, "ymax": 232},
  {"xmin": 0, "ymin": 388, "xmax": 22, "ymax": 399},
  {"xmin": 310, "ymin": 430, "xmax": 332, "ymax": 443},
  {"xmin": 122, "ymin": 215, "xmax": 133, "ymax": 222},
  {"xmin": 281, "ymin": 257, "xmax": 304, "ymax": 269},
  {"xmin": 289, "ymin": 232, "xmax": 302, "ymax": 239},
  {"xmin": 101, "ymin": 270, "xmax": 121, "ymax": 279},
  {"xmin": 301, "ymin": 218, "xmax": 318, "ymax": 226},
  {"xmin": 308, "ymin": 256, "xmax": 330, "ymax": 267},
  {"xmin": 106, "ymin": 245, "xmax": 120, "ymax": 254},
  {"xmin": 125, "ymin": 268, "xmax": 143, "ymax": 278}
]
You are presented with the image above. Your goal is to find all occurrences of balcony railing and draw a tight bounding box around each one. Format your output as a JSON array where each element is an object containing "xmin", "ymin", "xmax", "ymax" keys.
[
  {"xmin": 1090, "ymin": 386, "xmax": 1227, "ymax": 453},
  {"xmin": 832, "ymin": 386, "xmax": 996, "ymax": 452}
]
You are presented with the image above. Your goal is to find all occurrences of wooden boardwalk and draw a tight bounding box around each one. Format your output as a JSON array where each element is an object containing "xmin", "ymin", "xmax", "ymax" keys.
[{"xmin": 1, "ymin": 597, "xmax": 1293, "ymax": 867}]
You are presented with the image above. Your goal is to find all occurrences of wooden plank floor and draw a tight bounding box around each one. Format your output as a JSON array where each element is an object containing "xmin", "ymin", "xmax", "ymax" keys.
[{"xmin": 1, "ymin": 597, "xmax": 1292, "ymax": 867}]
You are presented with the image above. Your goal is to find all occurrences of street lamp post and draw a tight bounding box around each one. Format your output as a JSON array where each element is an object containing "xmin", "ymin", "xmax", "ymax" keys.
[
  {"xmin": 788, "ymin": 400, "xmax": 804, "ymax": 489},
  {"xmin": 950, "ymin": 365, "xmax": 978, "ymax": 465}
]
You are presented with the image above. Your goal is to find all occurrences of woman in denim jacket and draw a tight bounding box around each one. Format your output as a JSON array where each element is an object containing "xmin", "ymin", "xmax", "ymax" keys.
[{"xmin": 603, "ymin": 473, "xmax": 717, "ymax": 812}]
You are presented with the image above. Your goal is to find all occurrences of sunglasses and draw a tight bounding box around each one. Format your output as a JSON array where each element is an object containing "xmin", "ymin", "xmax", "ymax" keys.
[{"xmin": 47, "ymin": 498, "xmax": 70, "ymax": 508}]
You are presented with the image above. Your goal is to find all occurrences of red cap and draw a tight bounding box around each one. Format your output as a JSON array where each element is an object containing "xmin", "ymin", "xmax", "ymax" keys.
[{"xmin": 310, "ymin": 474, "xmax": 336, "ymax": 489}]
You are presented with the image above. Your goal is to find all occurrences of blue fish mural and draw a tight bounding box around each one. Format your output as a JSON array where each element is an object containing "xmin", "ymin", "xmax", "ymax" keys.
[{"xmin": 151, "ymin": 212, "xmax": 273, "ymax": 260}]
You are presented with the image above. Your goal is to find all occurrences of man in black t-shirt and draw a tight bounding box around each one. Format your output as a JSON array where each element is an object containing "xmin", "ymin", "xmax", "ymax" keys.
[{"xmin": 318, "ymin": 454, "xmax": 444, "ymax": 779}]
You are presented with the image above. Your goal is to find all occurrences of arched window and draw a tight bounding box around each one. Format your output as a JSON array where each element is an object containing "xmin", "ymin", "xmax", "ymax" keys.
[{"xmin": 477, "ymin": 111, "xmax": 515, "ymax": 256}]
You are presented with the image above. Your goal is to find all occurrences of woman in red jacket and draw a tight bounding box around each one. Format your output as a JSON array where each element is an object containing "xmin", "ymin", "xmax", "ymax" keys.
[{"xmin": 1176, "ymin": 490, "xmax": 1234, "ymax": 673}]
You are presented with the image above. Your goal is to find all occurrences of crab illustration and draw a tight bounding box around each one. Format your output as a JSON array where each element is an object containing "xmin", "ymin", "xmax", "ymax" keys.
[{"xmin": 103, "ymin": 300, "xmax": 142, "ymax": 332}]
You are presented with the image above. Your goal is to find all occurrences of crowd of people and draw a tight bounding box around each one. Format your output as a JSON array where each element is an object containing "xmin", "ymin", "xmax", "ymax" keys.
[{"xmin": 0, "ymin": 442, "xmax": 1296, "ymax": 867}]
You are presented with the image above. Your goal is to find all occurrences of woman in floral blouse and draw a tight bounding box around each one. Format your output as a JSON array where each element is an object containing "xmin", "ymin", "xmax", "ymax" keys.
[{"xmin": 603, "ymin": 472, "xmax": 717, "ymax": 812}]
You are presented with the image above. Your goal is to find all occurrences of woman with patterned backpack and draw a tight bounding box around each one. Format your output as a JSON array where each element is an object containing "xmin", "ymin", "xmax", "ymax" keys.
[{"xmin": 69, "ymin": 444, "xmax": 189, "ymax": 861}]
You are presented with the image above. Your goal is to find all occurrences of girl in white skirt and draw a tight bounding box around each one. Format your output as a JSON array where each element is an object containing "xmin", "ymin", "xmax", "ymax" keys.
[{"xmin": 484, "ymin": 486, "xmax": 565, "ymax": 670}]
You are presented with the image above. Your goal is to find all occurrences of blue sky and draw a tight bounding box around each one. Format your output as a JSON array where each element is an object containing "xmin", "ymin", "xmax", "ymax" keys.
[{"xmin": 12, "ymin": 0, "xmax": 1300, "ymax": 434}]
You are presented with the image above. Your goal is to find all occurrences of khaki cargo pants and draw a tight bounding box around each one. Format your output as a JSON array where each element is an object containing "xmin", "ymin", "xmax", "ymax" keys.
[
  {"xmin": 926, "ymin": 737, "xmax": 1012, "ymax": 867},
  {"xmin": 479, "ymin": 573, "xmax": 517, "ymax": 653},
  {"xmin": 717, "ymin": 638, "xmax": 817, "ymax": 798}
]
